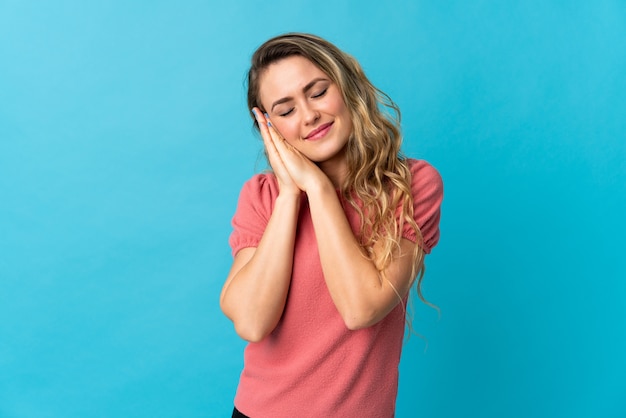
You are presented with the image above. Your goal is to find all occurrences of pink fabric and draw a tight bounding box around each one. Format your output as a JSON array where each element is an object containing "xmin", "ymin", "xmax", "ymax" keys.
[{"xmin": 229, "ymin": 159, "xmax": 443, "ymax": 418}]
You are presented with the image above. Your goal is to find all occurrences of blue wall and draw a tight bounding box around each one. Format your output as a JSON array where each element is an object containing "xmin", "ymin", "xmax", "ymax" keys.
[{"xmin": 1, "ymin": 1, "xmax": 624, "ymax": 417}]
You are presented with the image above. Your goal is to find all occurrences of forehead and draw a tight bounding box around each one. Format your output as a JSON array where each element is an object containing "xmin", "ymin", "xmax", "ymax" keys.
[{"xmin": 258, "ymin": 56, "xmax": 328, "ymax": 104}]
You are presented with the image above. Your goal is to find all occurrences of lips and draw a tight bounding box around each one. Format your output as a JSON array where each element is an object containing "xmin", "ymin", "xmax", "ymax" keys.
[{"xmin": 304, "ymin": 122, "xmax": 333, "ymax": 140}]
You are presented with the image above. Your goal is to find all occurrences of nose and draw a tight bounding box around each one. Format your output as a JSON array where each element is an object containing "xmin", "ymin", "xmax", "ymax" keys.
[{"xmin": 302, "ymin": 103, "xmax": 320, "ymax": 125}]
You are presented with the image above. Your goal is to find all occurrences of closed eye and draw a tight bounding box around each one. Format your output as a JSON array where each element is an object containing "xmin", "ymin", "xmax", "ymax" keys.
[
  {"xmin": 311, "ymin": 88, "xmax": 327, "ymax": 99},
  {"xmin": 276, "ymin": 86, "xmax": 328, "ymax": 117}
]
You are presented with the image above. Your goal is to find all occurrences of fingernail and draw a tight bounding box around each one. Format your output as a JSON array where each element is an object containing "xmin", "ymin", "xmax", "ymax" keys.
[
  {"xmin": 251, "ymin": 109, "xmax": 257, "ymax": 117},
  {"xmin": 264, "ymin": 113, "xmax": 269, "ymax": 119},
  {"xmin": 267, "ymin": 121, "xmax": 272, "ymax": 127}
]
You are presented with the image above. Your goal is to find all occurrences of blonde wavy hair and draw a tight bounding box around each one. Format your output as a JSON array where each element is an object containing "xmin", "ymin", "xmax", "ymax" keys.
[{"xmin": 246, "ymin": 33, "xmax": 432, "ymax": 312}]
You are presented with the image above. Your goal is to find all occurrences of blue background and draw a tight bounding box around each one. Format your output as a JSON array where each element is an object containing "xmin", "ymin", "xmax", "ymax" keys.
[{"xmin": 1, "ymin": 1, "xmax": 624, "ymax": 417}]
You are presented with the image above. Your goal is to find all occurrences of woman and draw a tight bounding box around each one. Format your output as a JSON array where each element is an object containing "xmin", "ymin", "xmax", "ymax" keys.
[{"xmin": 220, "ymin": 33, "xmax": 443, "ymax": 418}]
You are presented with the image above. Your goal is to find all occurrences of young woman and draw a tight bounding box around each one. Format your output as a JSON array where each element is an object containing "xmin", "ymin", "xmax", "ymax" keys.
[{"xmin": 220, "ymin": 33, "xmax": 443, "ymax": 418}]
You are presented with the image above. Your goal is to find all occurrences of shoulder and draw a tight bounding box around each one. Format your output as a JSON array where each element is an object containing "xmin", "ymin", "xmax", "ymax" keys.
[
  {"xmin": 234, "ymin": 172, "xmax": 280, "ymax": 216},
  {"xmin": 406, "ymin": 159, "xmax": 444, "ymax": 197},
  {"xmin": 239, "ymin": 172, "xmax": 279, "ymax": 200},
  {"xmin": 404, "ymin": 159, "xmax": 444, "ymax": 252},
  {"xmin": 229, "ymin": 172, "xmax": 279, "ymax": 253}
]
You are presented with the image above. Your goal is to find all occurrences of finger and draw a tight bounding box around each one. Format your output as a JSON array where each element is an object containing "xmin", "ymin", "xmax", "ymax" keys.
[
  {"xmin": 266, "ymin": 119, "xmax": 284, "ymax": 144},
  {"xmin": 265, "ymin": 116, "xmax": 295, "ymax": 157},
  {"xmin": 252, "ymin": 108, "xmax": 271, "ymax": 142},
  {"xmin": 251, "ymin": 107, "xmax": 266, "ymax": 125},
  {"xmin": 254, "ymin": 111, "xmax": 296, "ymax": 185},
  {"xmin": 252, "ymin": 109, "xmax": 281, "ymax": 159},
  {"xmin": 253, "ymin": 108, "xmax": 281, "ymax": 150},
  {"xmin": 269, "ymin": 130, "xmax": 300, "ymax": 162}
]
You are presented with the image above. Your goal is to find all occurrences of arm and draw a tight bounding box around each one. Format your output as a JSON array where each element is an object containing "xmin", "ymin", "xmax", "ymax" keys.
[
  {"xmin": 263, "ymin": 121, "xmax": 419, "ymax": 330},
  {"xmin": 220, "ymin": 110, "xmax": 303, "ymax": 342},
  {"xmin": 306, "ymin": 180, "xmax": 418, "ymax": 330},
  {"xmin": 219, "ymin": 192, "xmax": 300, "ymax": 342},
  {"xmin": 308, "ymin": 161, "xmax": 444, "ymax": 329}
]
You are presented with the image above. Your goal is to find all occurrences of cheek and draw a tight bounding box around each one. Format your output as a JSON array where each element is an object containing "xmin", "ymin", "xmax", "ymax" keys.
[
  {"xmin": 331, "ymin": 100, "xmax": 351, "ymax": 131},
  {"xmin": 328, "ymin": 95, "xmax": 349, "ymax": 118},
  {"xmin": 273, "ymin": 120, "xmax": 299, "ymax": 142}
]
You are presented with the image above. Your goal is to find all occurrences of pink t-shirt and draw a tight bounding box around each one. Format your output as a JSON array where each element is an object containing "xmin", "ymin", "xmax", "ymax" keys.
[{"xmin": 229, "ymin": 159, "xmax": 443, "ymax": 418}]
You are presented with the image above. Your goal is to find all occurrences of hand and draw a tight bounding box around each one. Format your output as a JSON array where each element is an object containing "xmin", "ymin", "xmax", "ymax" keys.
[
  {"xmin": 252, "ymin": 108, "xmax": 300, "ymax": 196},
  {"xmin": 252, "ymin": 109, "xmax": 328, "ymax": 193}
]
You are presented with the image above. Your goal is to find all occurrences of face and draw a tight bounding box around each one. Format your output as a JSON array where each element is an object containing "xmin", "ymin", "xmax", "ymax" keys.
[{"xmin": 258, "ymin": 55, "xmax": 352, "ymax": 168}]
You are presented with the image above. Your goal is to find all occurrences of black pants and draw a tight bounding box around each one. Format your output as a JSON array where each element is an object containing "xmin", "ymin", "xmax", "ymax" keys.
[{"xmin": 232, "ymin": 407, "xmax": 249, "ymax": 418}]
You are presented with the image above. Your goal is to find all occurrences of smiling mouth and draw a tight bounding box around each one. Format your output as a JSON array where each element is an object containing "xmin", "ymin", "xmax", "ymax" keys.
[{"xmin": 304, "ymin": 122, "xmax": 333, "ymax": 140}]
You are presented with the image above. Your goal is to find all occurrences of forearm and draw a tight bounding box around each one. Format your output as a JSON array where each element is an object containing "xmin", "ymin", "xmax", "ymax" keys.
[
  {"xmin": 306, "ymin": 181, "xmax": 409, "ymax": 329},
  {"xmin": 220, "ymin": 193, "xmax": 301, "ymax": 341}
]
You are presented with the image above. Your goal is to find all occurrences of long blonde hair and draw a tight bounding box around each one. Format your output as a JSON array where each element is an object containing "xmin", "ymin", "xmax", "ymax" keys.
[{"xmin": 247, "ymin": 33, "xmax": 431, "ymax": 309}]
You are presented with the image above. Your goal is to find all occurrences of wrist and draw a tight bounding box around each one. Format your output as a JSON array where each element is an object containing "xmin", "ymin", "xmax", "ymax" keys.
[
  {"xmin": 275, "ymin": 191, "xmax": 302, "ymax": 208},
  {"xmin": 305, "ymin": 175, "xmax": 335, "ymax": 199}
]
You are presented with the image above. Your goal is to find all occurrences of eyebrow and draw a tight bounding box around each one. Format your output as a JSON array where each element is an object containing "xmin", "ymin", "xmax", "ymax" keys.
[{"xmin": 270, "ymin": 77, "xmax": 329, "ymax": 112}]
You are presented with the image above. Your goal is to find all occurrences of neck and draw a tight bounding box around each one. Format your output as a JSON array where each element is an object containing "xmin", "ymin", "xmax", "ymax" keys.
[{"xmin": 317, "ymin": 158, "xmax": 348, "ymax": 190}]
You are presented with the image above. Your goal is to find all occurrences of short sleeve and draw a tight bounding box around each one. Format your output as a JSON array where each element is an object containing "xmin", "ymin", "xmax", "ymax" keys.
[
  {"xmin": 228, "ymin": 173, "xmax": 280, "ymax": 257},
  {"xmin": 402, "ymin": 159, "xmax": 444, "ymax": 254}
]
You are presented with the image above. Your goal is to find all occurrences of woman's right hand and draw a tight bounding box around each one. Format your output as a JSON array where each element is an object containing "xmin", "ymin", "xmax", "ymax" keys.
[{"xmin": 252, "ymin": 108, "xmax": 301, "ymax": 197}]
